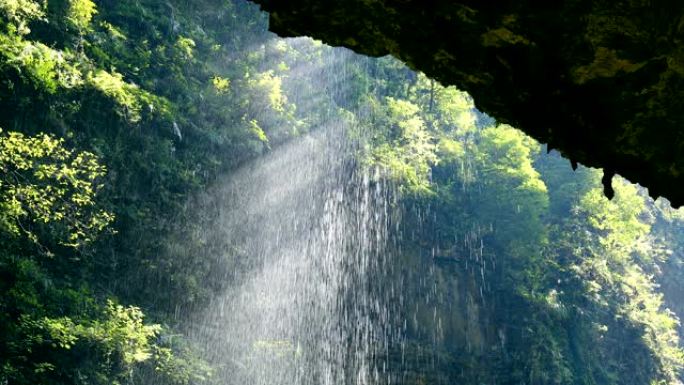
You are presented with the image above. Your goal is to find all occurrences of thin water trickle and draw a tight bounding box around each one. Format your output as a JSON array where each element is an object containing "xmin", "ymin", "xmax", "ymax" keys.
[{"xmin": 189, "ymin": 123, "xmax": 401, "ymax": 384}]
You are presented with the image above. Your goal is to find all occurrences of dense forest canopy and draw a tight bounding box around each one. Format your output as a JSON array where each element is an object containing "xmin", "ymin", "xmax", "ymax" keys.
[{"xmin": 1, "ymin": 0, "xmax": 684, "ymax": 384}]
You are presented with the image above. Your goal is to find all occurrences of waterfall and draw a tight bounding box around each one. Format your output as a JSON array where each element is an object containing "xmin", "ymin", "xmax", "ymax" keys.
[{"xmin": 188, "ymin": 122, "xmax": 401, "ymax": 384}]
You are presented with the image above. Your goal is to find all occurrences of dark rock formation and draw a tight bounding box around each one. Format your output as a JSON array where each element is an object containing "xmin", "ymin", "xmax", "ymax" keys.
[{"xmin": 252, "ymin": 0, "xmax": 684, "ymax": 206}]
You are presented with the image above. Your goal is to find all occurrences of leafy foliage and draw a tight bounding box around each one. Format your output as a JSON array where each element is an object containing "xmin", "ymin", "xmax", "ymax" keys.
[
  {"xmin": 0, "ymin": 129, "xmax": 112, "ymax": 248},
  {"xmin": 368, "ymin": 96, "xmax": 437, "ymax": 193}
]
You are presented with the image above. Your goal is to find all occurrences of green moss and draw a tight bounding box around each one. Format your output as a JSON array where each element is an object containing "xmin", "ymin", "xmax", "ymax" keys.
[
  {"xmin": 573, "ymin": 47, "xmax": 646, "ymax": 84},
  {"xmin": 481, "ymin": 27, "xmax": 530, "ymax": 47}
]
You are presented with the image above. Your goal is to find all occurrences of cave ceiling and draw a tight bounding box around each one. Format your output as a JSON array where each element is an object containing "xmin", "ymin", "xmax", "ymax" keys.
[{"xmin": 252, "ymin": 0, "xmax": 684, "ymax": 207}]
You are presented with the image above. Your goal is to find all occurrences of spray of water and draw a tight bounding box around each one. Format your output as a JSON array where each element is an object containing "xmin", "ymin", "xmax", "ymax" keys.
[
  {"xmin": 182, "ymin": 37, "xmax": 488, "ymax": 385},
  {"xmin": 187, "ymin": 120, "xmax": 402, "ymax": 384}
]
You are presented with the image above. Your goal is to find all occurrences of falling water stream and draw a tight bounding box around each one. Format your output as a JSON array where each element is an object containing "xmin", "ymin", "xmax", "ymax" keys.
[
  {"xmin": 188, "ymin": 121, "xmax": 404, "ymax": 384},
  {"xmin": 180, "ymin": 38, "xmax": 496, "ymax": 385}
]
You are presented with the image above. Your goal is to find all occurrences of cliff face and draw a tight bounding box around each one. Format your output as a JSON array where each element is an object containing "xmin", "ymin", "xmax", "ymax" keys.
[{"xmin": 252, "ymin": 0, "xmax": 684, "ymax": 207}]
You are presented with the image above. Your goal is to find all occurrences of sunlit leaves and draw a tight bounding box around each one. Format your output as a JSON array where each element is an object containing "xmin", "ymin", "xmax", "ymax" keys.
[
  {"xmin": 88, "ymin": 300, "xmax": 161, "ymax": 365},
  {"xmin": 66, "ymin": 0, "xmax": 97, "ymax": 31},
  {"xmin": 0, "ymin": 34, "xmax": 83, "ymax": 92},
  {"xmin": 211, "ymin": 75, "xmax": 230, "ymax": 94},
  {"xmin": 620, "ymin": 266, "xmax": 684, "ymax": 380},
  {"xmin": 562, "ymin": 173, "xmax": 684, "ymax": 382},
  {"xmin": 0, "ymin": 0, "xmax": 84, "ymax": 93},
  {"xmin": 477, "ymin": 124, "xmax": 548, "ymax": 221},
  {"xmin": 0, "ymin": 129, "xmax": 113, "ymax": 248},
  {"xmin": 578, "ymin": 177, "xmax": 650, "ymax": 256},
  {"xmin": 434, "ymin": 85, "xmax": 477, "ymax": 134},
  {"xmin": 175, "ymin": 37, "xmax": 196, "ymax": 60},
  {"xmin": 88, "ymin": 70, "xmax": 141, "ymax": 121},
  {"xmin": 249, "ymin": 119, "xmax": 269, "ymax": 144},
  {"xmin": 15, "ymin": 300, "xmax": 162, "ymax": 381},
  {"xmin": 436, "ymin": 137, "xmax": 464, "ymax": 162},
  {"xmin": 88, "ymin": 70, "xmax": 169, "ymax": 123},
  {"xmin": 479, "ymin": 124, "xmax": 547, "ymax": 195},
  {"xmin": 0, "ymin": 0, "xmax": 44, "ymax": 35},
  {"xmin": 369, "ymin": 97, "xmax": 437, "ymax": 194},
  {"xmin": 249, "ymin": 70, "xmax": 286, "ymax": 112}
]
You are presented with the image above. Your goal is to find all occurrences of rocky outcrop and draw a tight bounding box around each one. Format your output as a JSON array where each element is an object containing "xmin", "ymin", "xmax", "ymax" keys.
[{"xmin": 252, "ymin": 0, "xmax": 684, "ymax": 206}]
